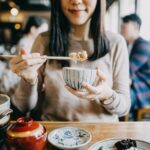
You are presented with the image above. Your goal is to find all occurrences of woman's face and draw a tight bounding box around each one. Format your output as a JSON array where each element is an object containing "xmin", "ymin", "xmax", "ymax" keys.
[{"xmin": 60, "ymin": 0, "xmax": 97, "ymax": 26}]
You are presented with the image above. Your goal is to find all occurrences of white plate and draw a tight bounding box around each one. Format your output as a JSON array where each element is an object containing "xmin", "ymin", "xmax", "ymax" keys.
[
  {"xmin": 48, "ymin": 127, "xmax": 92, "ymax": 149},
  {"xmin": 88, "ymin": 138, "xmax": 150, "ymax": 150}
]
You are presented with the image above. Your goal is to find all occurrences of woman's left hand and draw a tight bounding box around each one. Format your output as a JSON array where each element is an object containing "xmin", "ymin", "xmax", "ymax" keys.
[{"xmin": 65, "ymin": 68, "xmax": 113, "ymax": 101}]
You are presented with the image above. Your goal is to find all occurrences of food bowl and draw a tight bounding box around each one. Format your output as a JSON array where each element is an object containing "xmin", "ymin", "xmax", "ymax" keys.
[{"xmin": 62, "ymin": 67, "xmax": 96, "ymax": 91}]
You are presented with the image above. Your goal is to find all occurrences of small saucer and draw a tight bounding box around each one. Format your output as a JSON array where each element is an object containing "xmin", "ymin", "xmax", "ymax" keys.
[{"xmin": 48, "ymin": 127, "xmax": 92, "ymax": 149}]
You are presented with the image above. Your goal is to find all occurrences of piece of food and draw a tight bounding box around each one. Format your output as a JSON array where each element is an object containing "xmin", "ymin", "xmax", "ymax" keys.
[
  {"xmin": 115, "ymin": 139, "xmax": 137, "ymax": 150},
  {"xmin": 69, "ymin": 51, "xmax": 88, "ymax": 61},
  {"xmin": 69, "ymin": 52, "xmax": 78, "ymax": 59}
]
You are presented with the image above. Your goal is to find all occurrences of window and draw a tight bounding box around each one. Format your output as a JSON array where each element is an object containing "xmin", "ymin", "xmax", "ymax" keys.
[
  {"xmin": 137, "ymin": 0, "xmax": 150, "ymax": 40},
  {"xmin": 106, "ymin": 2, "xmax": 119, "ymax": 33}
]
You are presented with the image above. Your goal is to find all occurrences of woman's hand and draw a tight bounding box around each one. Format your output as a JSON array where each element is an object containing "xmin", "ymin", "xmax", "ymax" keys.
[
  {"xmin": 65, "ymin": 68, "xmax": 113, "ymax": 102},
  {"xmin": 10, "ymin": 48, "xmax": 46, "ymax": 84}
]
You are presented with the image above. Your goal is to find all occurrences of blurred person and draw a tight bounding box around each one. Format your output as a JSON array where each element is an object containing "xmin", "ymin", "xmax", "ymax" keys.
[
  {"xmin": 0, "ymin": 57, "xmax": 20, "ymax": 120},
  {"xmin": 18, "ymin": 16, "xmax": 48, "ymax": 53},
  {"xmin": 121, "ymin": 14, "xmax": 150, "ymax": 120},
  {"xmin": 10, "ymin": 0, "xmax": 130, "ymax": 122},
  {"xmin": 0, "ymin": 28, "xmax": 13, "ymax": 53},
  {"xmin": 3, "ymin": 28, "xmax": 12, "ymax": 43},
  {"xmin": 0, "ymin": 59, "xmax": 19, "ymax": 96},
  {"xmin": 0, "ymin": 28, "xmax": 19, "ymax": 98}
]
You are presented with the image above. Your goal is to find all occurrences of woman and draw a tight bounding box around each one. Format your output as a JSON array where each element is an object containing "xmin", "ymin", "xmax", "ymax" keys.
[{"xmin": 10, "ymin": 0, "xmax": 130, "ymax": 121}]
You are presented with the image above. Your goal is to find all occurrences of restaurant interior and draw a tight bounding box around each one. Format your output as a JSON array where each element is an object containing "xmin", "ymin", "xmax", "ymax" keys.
[{"xmin": 0, "ymin": 0, "xmax": 150, "ymax": 150}]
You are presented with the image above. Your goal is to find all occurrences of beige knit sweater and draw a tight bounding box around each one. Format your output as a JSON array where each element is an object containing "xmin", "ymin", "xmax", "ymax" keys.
[{"xmin": 12, "ymin": 31, "xmax": 130, "ymax": 122}]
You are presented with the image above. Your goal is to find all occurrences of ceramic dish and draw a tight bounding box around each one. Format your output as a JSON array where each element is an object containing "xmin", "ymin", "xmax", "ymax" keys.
[
  {"xmin": 48, "ymin": 127, "xmax": 92, "ymax": 149},
  {"xmin": 62, "ymin": 67, "xmax": 96, "ymax": 91},
  {"xmin": 88, "ymin": 138, "xmax": 150, "ymax": 150},
  {"xmin": 0, "ymin": 94, "xmax": 11, "ymax": 126}
]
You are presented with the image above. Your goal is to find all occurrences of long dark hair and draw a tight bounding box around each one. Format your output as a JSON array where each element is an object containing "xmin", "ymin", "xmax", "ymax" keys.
[{"xmin": 49, "ymin": 0, "xmax": 109, "ymax": 63}]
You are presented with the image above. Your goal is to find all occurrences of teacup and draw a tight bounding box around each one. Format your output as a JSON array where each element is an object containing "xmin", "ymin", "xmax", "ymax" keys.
[
  {"xmin": 0, "ymin": 94, "xmax": 11, "ymax": 147},
  {"xmin": 62, "ymin": 67, "xmax": 96, "ymax": 91}
]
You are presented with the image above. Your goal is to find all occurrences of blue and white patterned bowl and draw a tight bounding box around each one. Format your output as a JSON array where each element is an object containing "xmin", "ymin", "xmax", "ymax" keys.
[
  {"xmin": 62, "ymin": 67, "xmax": 96, "ymax": 91},
  {"xmin": 48, "ymin": 127, "xmax": 92, "ymax": 149}
]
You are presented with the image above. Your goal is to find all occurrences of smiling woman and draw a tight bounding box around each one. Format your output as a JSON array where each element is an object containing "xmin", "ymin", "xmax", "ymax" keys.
[
  {"xmin": 10, "ymin": 0, "xmax": 130, "ymax": 122},
  {"xmin": 60, "ymin": 0, "xmax": 97, "ymax": 26}
]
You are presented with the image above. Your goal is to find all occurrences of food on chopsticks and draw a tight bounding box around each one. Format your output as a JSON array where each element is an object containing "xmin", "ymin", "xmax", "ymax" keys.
[{"xmin": 69, "ymin": 50, "xmax": 88, "ymax": 61}]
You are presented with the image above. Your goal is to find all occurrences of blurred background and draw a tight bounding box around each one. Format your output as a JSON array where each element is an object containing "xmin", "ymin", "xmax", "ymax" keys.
[
  {"xmin": 0, "ymin": 0, "xmax": 150, "ymax": 54},
  {"xmin": 0, "ymin": 0, "xmax": 50, "ymax": 54},
  {"xmin": 106, "ymin": 0, "xmax": 150, "ymax": 40}
]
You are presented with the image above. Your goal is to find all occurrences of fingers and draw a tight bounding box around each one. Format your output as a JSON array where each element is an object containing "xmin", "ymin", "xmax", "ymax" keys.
[
  {"xmin": 96, "ymin": 67, "xmax": 105, "ymax": 81},
  {"xmin": 65, "ymin": 85, "xmax": 100, "ymax": 101},
  {"xmin": 10, "ymin": 48, "xmax": 46, "ymax": 84},
  {"xmin": 10, "ymin": 51, "xmax": 46, "ymax": 77},
  {"xmin": 96, "ymin": 68, "xmax": 106, "ymax": 85},
  {"xmin": 11, "ymin": 57, "xmax": 46, "ymax": 74},
  {"xmin": 65, "ymin": 85, "xmax": 88, "ymax": 97},
  {"xmin": 81, "ymin": 82, "xmax": 97, "ymax": 93},
  {"xmin": 65, "ymin": 69, "xmax": 111, "ymax": 102},
  {"xmin": 19, "ymin": 48, "xmax": 28, "ymax": 55},
  {"xmin": 10, "ymin": 53, "xmax": 41, "ymax": 64}
]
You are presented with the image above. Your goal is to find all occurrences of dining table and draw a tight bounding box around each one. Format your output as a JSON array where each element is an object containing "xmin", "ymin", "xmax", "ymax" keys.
[{"xmin": 2, "ymin": 121, "xmax": 150, "ymax": 150}]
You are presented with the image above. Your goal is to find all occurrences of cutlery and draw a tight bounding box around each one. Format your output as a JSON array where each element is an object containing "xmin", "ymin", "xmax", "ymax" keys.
[{"xmin": 0, "ymin": 55, "xmax": 73, "ymax": 60}]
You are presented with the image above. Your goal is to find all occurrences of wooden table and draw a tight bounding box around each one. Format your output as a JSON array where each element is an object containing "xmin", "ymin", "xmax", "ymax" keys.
[
  {"xmin": 2, "ymin": 122, "xmax": 150, "ymax": 150},
  {"xmin": 43, "ymin": 122, "xmax": 150, "ymax": 150}
]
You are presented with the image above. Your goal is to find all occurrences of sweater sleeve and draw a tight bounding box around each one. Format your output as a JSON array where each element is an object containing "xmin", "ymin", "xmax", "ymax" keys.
[
  {"xmin": 12, "ymin": 34, "xmax": 46, "ymax": 113},
  {"xmin": 102, "ymin": 35, "xmax": 131, "ymax": 117}
]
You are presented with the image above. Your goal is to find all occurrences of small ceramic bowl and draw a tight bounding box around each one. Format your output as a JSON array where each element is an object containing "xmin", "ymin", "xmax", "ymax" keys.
[
  {"xmin": 0, "ymin": 94, "xmax": 10, "ymax": 126},
  {"xmin": 62, "ymin": 67, "xmax": 96, "ymax": 91},
  {"xmin": 48, "ymin": 127, "xmax": 92, "ymax": 149},
  {"xmin": 0, "ymin": 94, "xmax": 11, "ymax": 147}
]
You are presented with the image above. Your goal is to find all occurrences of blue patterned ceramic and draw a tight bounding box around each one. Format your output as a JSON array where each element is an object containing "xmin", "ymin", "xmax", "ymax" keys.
[
  {"xmin": 62, "ymin": 67, "xmax": 96, "ymax": 91},
  {"xmin": 48, "ymin": 127, "xmax": 91, "ymax": 149}
]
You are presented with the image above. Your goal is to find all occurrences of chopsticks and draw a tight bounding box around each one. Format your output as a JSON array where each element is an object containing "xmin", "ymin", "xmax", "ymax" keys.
[
  {"xmin": 0, "ymin": 50, "xmax": 88, "ymax": 61},
  {"xmin": 0, "ymin": 55, "xmax": 73, "ymax": 60},
  {"xmin": 0, "ymin": 55, "xmax": 16, "ymax": 58}
]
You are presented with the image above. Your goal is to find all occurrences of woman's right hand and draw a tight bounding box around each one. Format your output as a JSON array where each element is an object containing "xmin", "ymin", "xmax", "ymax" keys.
[{"xmin": 10, "ymin": 48, "xmax": 46, "ymax": 84}]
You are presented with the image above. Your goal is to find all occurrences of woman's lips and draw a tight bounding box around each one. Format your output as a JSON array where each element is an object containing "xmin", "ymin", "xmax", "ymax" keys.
[{"xmin": 69, "ymin": 9, "xmax": 85, "ymax": 16}]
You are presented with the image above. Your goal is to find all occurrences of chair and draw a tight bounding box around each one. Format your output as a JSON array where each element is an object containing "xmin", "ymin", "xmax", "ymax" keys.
[
  {"xmin": 137, "ymin": 108, "xmax": 150, "ymax": 121},
  {"xmin": 119, "ymin": 114, "xmax": 129, "ymax": 121}
]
